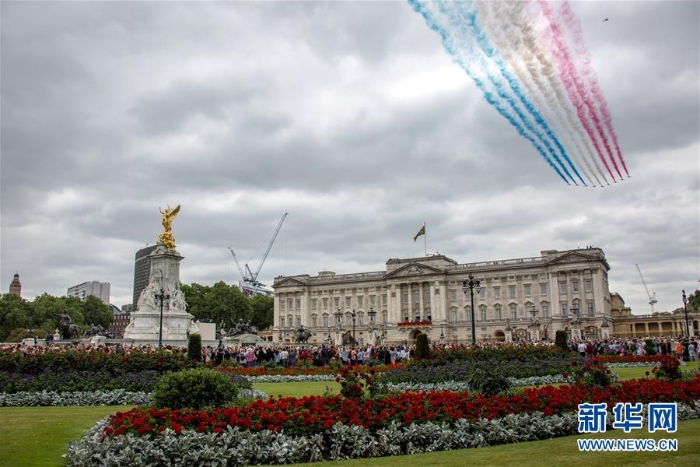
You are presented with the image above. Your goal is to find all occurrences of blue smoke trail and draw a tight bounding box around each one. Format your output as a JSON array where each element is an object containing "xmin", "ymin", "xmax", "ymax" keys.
[
  {"xmin": 407, "ymin": 0, "xmax": 574, "ymax": 185},
  {"xmin": 459, "ymin": 3, "xmax": 585, "ymax": 185}
]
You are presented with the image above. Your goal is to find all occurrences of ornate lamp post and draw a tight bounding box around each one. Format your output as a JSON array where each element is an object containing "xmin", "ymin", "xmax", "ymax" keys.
[
  {"xmin": 570, "ymin": 306, "xmax": 581, "ymax": 340},
  {"xmin": 351, "ymin": 309, "xmax": 357, "ymax": 343},
  {"xmin": 367, "ymin": 306, "xmax": 377, "ymax": 344},
  {"xmin": 528, "ymin": 307, "xmax": 540, "ymax": 342},
  {"xmin": 334, "ymin": 308, "xmax": 343, "ymax": 345},
  {"xmin": 155, "ymin": 288, "xmax": 170, "ymax": 347},
  {"xmin": 462, "ymin": 274, "xmax": 481, "ymax": 345},
  {"xmin": 682, "ymin": 290, "xmax": 690, "ymax": 337}
]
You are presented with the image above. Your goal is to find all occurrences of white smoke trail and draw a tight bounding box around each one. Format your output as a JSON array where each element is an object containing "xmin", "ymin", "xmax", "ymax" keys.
[{"xmin": 476, "ymin": 1, "xmax": 600, "ymax": 186}]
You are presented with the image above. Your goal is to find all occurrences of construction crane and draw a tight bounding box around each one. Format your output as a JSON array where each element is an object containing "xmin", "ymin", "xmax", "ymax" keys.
[
  {"xmin": 229, "ymin": 213, "xmax": 287, "ymax": 294},
  {"xmin": 635, "ymin": 263, "xmax": 658, "ymax": 313}
]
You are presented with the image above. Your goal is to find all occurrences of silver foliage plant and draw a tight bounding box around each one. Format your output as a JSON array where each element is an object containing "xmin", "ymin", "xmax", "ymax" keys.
[{"xmin": 65, "ymin": 403, "xmax": 700, "ymax": 466}]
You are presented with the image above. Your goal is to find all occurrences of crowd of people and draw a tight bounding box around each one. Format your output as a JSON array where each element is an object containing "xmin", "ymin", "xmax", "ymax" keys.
[
  {"xmin": 0, "ymin": 334, "xmax": 696, "ymax": 365},
  {"xmin": 567, "ymin": 336, "xmax": 697, "ymax": 361}
]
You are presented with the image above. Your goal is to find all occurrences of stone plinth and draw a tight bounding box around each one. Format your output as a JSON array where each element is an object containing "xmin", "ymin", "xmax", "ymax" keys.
[{"xmin": 123, "ymin": 244, "xmax": 199, "ymax": 341}]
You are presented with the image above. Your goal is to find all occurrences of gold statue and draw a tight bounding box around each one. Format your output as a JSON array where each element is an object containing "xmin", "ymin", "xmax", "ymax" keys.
[{"xmin": 158, "ymin": 204, "xmax": 180, "ymax": 250}]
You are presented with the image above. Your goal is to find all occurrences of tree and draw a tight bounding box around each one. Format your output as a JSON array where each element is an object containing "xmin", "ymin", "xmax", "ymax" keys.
[
  {"xmin": 82, "ymin": 295, "xmax": 113, "ymax": 329},
  {"xmin": 249, "ymin": 294, "xmax": 274, "ymax": 331},
  {"xmin": 0, "ymin": 294, "xmax": 33, "ymax": 341},
  {"xmin": 687, "ymin": 289, "xmax": 700, "ymax": 312},
  {"xmin": 180, "ymin": 282, "xmax": 251, "ymax": 330}
]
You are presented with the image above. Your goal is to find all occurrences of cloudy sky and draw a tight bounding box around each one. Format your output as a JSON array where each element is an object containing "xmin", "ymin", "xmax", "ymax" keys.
[{"xmin": 1, "ymin": 1, "xmax": 698, "ymax": 315}]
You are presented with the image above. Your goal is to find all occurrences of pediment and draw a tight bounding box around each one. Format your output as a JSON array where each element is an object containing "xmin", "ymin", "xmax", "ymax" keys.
[
  {"xmin": 385, "ymin": 262, "xmax": 445, "ymax": 278},
  {"xmin": 273, "ymin": 277, "xmax": 307, "ymax": 288},
  {"xmin": 547, "ymin": 251, "xmax": 596, "ymax": 265}
]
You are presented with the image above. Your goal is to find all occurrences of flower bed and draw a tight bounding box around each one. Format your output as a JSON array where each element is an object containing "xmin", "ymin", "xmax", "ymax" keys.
[
  {"xmin": 65, "ymin": 377, "xmax": 700, "ymax": 465},
  {"xmin": 102, "ymin": 377, "xmax": 700, "ymax": 437}
]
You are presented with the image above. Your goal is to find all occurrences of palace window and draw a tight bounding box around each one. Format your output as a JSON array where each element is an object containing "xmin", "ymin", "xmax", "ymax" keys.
[
  {"xmin": 559, "ymin": 282, "xmax": 567, "ymax": 294},
  {"xmin": 382, "ymin": 310, "xmax": 388, "ymax": 324},
  {"xmin": 322, "ymin": 314, "xmax": 329, "ymax": 327},
  {"xmin": 346, "ymin": 297, "xmax": 351, "ymax": 307},
  {"xmin": 540, "ymin": 283, "xmax": 548, "ymax": 295},
  {"xmin": 311, "ymin": 299, "xmax": 317, "ymax": 310},
  {"xmin": 524, "ymin": 284, "xmax": 531, "ymax": 296},
  {"xmin": 295, "ymin": 299, "xmax": 301, "ymax": 310},
  {"xmin": 334, "ymin": 297, "xmax": 339, "ymax": 308},
  {"xmin": 358, "ymin": 296, "xmax": 364, "ymax": 307},
  {"xmin": 561, "ymin": 303, "xmax": 569, "ymax": 317},
  {"xmin": 370, "ymin": 295, "xmax": 376, "ymax": 306},
  {"xmin": 480, "ymin": 306, "xmax": 487, "ymax": 322},
  {"xmin": 450, "ymin": 290, "xmax": 457, "ymax": 300},
  {"xmin": 296, "ymin": 315, "xmax": 301, "ymax": 327},
  {"xmin": 508, "ymin": 285, "xmax": 516, "ymax": 299},
  {"xmin": 322, "ymin": 298, "xmax": 328, "ymax": 310},
  {"xmin": 572, "ymin": 281, "xmax": 580, "ymax": 293},
  {"xmin": 311, "ymin": 315, "xmax": 317, "ymax": 327},
  {"xmin": 494, "ymin": 305, "xmax": 502, "ymax": 321},
  {"xmin": 465, "ymin": 307, "xmax": 472, "ymax": 321},
  {"xmin": 357, "ymin": 313, "xmax": 364, "ymax": 326},
  {"xmin": 493, "ymin": 287, "xmax": 501, "ymax": 299},
  {"xmin": 450, "ymin": 309, "xmax": 457, "ymax": 323},
  {"xmin": 280, "ymin": 301, "xmax": 285, "ymax": 311},
  {"xmin": 584, "ymin": 280, "xmax": 593, "ymax": 292},
  {"xmin": 280, "ymin": 317, "xmax": 285, "ymax": 327},
  {"xmin": 382, "ymin": 294, "xmax": 387, "ymax": 306},
  {"xmin": 509, "ymin": 304, "xmax": 517, "ymax": 320},
  {"xmin": 587, "ymin": 301, "xmax": 595, "ymax": 316},
  {"xmin": 541, "ymin": 304, "xmax": 549, "ymax": 318}
]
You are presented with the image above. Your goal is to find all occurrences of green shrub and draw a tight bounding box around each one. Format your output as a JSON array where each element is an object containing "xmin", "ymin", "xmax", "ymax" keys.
[
  {"xmin": 644, "ymin": 339, "xmax": 657, "ymax": 356},
  {"xmin": 414, "ymin": 333, "xmax": 430, "ymax": 359},
  {"xmin": 555, "ymin": 330, "xmax": 568, "ymax": 352},
  {"xmin": 465, "ymin": 363, "xmax": 511, "ymax": 396},
  {"xmin": 187, "ymin": 333, "xmax": 202, "ymax": 362},
  {"xmin": 567, "ymin": 362, "xmax": 618, "ymax": 389},
  {"xmin": 153, "ymin": 368, "xmax": 239, "ymax": 409}
]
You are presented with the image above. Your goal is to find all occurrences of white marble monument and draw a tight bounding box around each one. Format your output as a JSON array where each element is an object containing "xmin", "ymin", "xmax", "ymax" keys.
[{"xmin": 123, "ymin": 205, "xmax": 199, "ymax": 343}]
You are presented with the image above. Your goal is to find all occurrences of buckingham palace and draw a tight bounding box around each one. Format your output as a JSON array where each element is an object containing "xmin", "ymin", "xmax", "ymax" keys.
[{"xmin": 272, "ymin": 247, "xmax": 613, "ymax": 345}]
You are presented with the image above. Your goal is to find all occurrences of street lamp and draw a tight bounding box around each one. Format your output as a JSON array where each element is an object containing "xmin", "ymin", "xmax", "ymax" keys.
[
  {"xmin": 440, "ymin": 323, "xmax": 445, "ymax": 343},
  {"xmin": 367, "ymin": 306, "xmax": 377, "ymax": 344},
  {"xmin": 570, "ymin": 306, "xmax": 581, "ymax": 340},
  {"xmin": 462, "ymin": 274, "xmax": 481, "ymax": 345},
  {"xmin": 334, "ymin": 308, "xmax": 343, "ymax": 344},
  {"xmin": 155, "ymin": 288, "xmax": 170, "ymax": 347},
  {"xmin": 351, "ymin": 309, "xmax": 357, "ymax": 343},
  {"xmin": 682, "ymin": 290, "xmax": 690, "ymax": 337}
]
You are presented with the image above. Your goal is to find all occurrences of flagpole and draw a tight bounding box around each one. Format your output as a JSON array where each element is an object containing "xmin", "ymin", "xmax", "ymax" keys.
[{"xmin": 423, "ymin": 222, "xmax": 427, "ymax": 256}]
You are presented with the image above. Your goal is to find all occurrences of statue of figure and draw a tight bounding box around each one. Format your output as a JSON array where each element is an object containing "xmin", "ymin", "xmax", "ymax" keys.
[
  {"xmin": 137, "ymin": 274, "xmax": 162, "ymax": 312},
  {"xmin": 170, "ymin": 283, "xmax": 187, "ymax": 311},
  {"xmin": 228, "ymin": 319, "xmax": 257, "ymax": 337},
  {"xmin": 57, "ymin": 313, "xmax": 81, "ymax": 340},
  {"xmin": 296, "ymin": 325, "xmax": 312, "ymax": 343},
  {"xmin": 157, "ymin": 204, "xmax": 180, "ymax": 250}
]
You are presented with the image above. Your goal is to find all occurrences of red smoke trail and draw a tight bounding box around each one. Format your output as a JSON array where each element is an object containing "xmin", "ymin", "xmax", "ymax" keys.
[
  {"xmin": 537, "ymin": 0, "xmax": 617, "ymax": 182},
  {"xmin": 558, "ymin": 1, "xmax": 629, "ymax": 177}
]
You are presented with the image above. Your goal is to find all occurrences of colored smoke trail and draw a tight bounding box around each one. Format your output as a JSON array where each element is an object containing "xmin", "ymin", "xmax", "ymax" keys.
[
  {"xmin": 478, "ymin": 0, "xmax": 602, "ymax": 186},
  {"xmin": 537, "ymin": 0, "xmax": 619, "ymax": 182},
  {"xmin": 555, "ymin": 1, "xmax": 629, "ymax": 178},
  {"xmin": 408, "ymin": 0, "xmax": 627, "ymax": 186},
  {"xmin": 410, "ymin": 0, "xmax": 570, "ymax": 183}
]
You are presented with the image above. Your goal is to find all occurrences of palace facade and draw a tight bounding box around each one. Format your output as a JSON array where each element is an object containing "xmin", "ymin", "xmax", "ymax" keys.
[{"xmin": 272, "ymin": 247, "xmax": 613, "ymax": 345}]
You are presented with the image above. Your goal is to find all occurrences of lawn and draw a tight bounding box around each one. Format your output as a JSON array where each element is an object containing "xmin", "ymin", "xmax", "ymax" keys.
[{"xmin": 0, "ymin": 361, "xmax": 697, "ymax": 466}]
